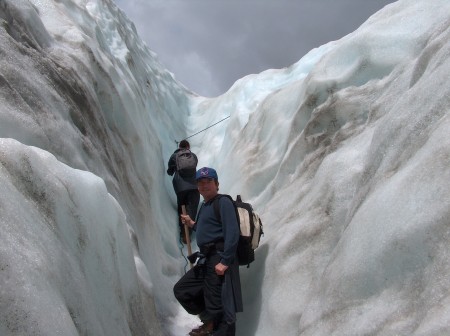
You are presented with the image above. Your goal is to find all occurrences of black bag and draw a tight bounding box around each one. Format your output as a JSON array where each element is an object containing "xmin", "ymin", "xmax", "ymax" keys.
[
  {"xmin": 213, "ymin": 194, "xmax": 263, "ymax": 267},
  {"xmin": 175, "ymin": 149, "xmax": 196, "ymax": 177}
]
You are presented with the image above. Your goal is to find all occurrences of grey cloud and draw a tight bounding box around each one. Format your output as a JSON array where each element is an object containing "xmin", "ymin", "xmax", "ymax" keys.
[{"xmin": 115, "ymin": 0, "xmax": 397, "ymax": 97}]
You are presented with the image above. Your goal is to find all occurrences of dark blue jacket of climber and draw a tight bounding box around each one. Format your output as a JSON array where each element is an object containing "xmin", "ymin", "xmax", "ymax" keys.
[
  {"xmin": 167, "ymin": 140, "xmax": 200, "ymax": 243},
  {"xmin": 174, "ymin": 167, "xmax": 243, "ymax": 336}
]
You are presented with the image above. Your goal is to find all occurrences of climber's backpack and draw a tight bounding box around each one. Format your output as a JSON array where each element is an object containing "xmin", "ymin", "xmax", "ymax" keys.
[
  {"xmin": 213, "ymin": 194, "xmax": 263, "ymax": 267},
  {"xmin": 175, "ymin": 149, "xmax": 196, "ymax": 177}
]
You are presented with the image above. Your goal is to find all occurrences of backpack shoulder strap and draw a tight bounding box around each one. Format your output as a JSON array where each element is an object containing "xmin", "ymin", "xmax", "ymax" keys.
[{"xmin": 212, "ymin": 194, "xmax": 234, "ymax": 223}]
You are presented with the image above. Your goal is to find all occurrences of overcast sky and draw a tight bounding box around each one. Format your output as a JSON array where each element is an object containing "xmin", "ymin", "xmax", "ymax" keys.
[{"xmin": 114, "ymin": 0, "xmax": 397, "ymax": 97}]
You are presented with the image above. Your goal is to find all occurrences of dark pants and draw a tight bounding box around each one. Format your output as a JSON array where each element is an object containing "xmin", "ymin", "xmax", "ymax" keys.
[
  {"xmin": 176, "ymin": 189, "xmax": 200, "ymax": 229},
  {"xmin": 174, "ymin": 253, "xmax": 223, "ymax": 323},
  {"xmin": 173, "ymin": 248, "xmax": 238, "ymax": 336}
]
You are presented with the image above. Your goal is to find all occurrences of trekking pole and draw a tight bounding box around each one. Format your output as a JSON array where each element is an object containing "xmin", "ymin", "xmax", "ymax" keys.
[{"xmin": 181, "ymin": 205, "xmax": 193, "ymax": 269}]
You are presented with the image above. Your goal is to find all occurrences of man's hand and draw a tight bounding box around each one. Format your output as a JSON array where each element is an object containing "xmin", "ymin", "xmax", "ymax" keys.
[
  {"xmin": 180, "ymin": 214, "xmax": 195, "ymax": 228},
  {"xmin": 215, "ymin": 263, "xmax": 228, "ymax": 276}
]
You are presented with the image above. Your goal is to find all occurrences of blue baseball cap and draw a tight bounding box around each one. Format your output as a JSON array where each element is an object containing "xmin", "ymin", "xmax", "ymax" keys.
[{"xmin": 196, "ymin": 167, "xmax": 218, "ymax": 180}]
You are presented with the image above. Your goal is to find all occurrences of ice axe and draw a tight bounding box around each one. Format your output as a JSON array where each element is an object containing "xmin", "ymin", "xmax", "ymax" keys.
[{"xmin": 181, "ymin": 205, "xmax": 193, "ymax": 268}]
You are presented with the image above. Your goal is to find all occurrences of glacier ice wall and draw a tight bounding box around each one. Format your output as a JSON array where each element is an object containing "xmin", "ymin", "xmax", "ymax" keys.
[
  {"xmin": 204, "ymin": 1, "xmax": 450, "ymax": 335},
  {"xmin": 1, "ymin": 0, "xmax": 449, "ymax": 335},
  {"xmin": 0, "ymin": 0, "xmax": 191, "ymax": 334}
]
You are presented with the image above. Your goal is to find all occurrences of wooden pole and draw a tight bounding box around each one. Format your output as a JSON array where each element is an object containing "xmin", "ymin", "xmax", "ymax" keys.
[{"xmin": 181, "ymin": 205, "xmax": 193, "ymax": 268}]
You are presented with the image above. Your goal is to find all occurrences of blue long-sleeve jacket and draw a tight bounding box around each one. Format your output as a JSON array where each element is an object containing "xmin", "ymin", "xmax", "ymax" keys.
[{"xmin": 194, "ymin": 196, "xmax": 239, "ymax": 266}]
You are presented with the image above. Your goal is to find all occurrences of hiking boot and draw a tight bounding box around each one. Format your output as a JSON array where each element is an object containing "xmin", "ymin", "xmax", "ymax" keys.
[{"xmin": 189, "ymin": 321, "xmax": 214, "ymax": 335}]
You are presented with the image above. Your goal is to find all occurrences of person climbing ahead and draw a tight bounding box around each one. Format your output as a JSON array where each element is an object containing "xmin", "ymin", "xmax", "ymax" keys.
[
  {"xmin": 174, "ymin": 167, "xmax": 243, "ymax": 336},
  {"xmin": 167, "ymin": 140, "xmax": 200, "ymax": 244}
]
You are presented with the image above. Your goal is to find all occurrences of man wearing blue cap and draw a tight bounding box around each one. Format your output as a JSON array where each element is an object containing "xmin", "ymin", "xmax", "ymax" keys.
[{"xmin": 174, "ymin": 167, "xmax": 243, "ymax": 336}]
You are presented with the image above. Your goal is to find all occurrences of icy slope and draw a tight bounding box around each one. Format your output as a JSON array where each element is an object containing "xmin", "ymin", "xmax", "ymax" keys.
[
  {"xmin": 1, "ymin": 0, "xmax": 191, "ymax": 334},
  {"xmin": 0, "ymin": 0, "xmax": 449, "ymax": 335},
  {"xmin": 190, "ymin": 1, "xmax": 450, "ymax": 335}
]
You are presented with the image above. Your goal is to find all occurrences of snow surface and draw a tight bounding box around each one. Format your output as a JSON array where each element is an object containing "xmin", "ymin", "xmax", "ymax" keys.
[{"xmin": 0, "ymin": 0, "xmax": 449, "ymax": 335}]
